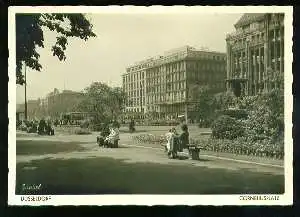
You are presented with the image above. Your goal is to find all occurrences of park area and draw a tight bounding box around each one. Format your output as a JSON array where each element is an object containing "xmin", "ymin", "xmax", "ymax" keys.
[{"xmin": 16, "ymin": 125, "xmax": 284, "ymax": 195}]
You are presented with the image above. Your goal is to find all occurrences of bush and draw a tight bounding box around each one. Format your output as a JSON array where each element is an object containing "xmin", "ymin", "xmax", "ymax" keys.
[
  {"xmin": 89, "ymin": 123, "xmax": 104, "ymax": 132},
  {"xmin": 242, "ymin": 89, "xmax": 284, "ymax": 142},
  {"xmin": 74, "ymin": 128, "xmax": 92, "ymax": 135},
  {"xmin": 211, "ymin": 115, "xmax": 244, "ymax": 140},
  {"xmin": 80, "ymin": 120, "xmax": 90, "ymax": 129}
]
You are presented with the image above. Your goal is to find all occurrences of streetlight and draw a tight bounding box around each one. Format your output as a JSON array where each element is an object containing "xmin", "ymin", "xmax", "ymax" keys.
[
  {"xmin": 185, "ymin": 81, "xmax": 188, "ymax": 124},
  {"xmin": 24, "ymin": 62, "xmax": 28, "ymax": 120}
]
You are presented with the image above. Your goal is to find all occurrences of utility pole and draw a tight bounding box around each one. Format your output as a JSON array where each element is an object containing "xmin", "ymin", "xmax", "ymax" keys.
[{"xmin": 24, "ymin": 63, "xmax": 28, "ymax": 120}]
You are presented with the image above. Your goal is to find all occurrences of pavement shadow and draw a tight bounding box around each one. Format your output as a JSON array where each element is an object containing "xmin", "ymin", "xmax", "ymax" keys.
[
  {"xmin": 176, "ymin": 155, "xmax": 189, "ymax": 160},
  {"xmin": 119, "ymin": 130, "xmax": 147, "ymax": 133},
  {"xmin": 196, "ymin": 158, "xmax": 211, "ymax": 162},
  {"xmin": 176, "ymin": 156, "xmax": 211, "ymax": 162},
  {"xmin": 115, "ymin": 145, "xmax": 130, "ymax": 149}
]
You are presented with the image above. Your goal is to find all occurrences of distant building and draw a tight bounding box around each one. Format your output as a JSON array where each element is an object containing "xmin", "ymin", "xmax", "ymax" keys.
[
  {"xmin": 226, "ymin": 13, "xmax": 284, "ymax": 96},
  {"xmin": 122, "ymin": 46, "xmax": 226, "ymax": 121},
  {"xmin": 42, "ymin": 89, "xmax": 85, "ymax": 118},
  {"xmin": 16, "ymin": 104, "xmax": 25, "ymax": 122},
  {"xmin": 16, "ymin": 99, "xmax": 41, "ymax": 120}
]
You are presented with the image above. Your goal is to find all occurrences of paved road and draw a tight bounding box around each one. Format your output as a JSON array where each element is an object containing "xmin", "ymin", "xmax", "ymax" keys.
[{"xmin": 16, "ymin": 132, "xmax": 283, "ymax": 175}]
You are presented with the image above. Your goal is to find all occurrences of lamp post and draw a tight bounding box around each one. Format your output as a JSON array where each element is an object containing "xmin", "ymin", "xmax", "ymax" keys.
[
  {"xmin": 24, "ymin": 63, "xmax": 28, "ymax": 120},
  {"xmin": 140, "ymin": 81, "xmax": 143, "ymax": 118},
  {"xmin": 185, "ymin": 80, "xmax": 188, "ymax": 124}
]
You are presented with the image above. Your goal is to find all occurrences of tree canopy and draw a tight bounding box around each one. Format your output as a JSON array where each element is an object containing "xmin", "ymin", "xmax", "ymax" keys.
[
  {"xmin": 77, "ymin": 82, "xmax": 126, "ymax": 122},
  {"xmin": 16, "ymin": 13, "xmax": 96, "ymax": 85}
]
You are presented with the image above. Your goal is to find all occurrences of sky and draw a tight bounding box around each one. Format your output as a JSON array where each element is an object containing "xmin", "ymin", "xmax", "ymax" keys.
[{"xmin": 16, "ymin": 12, "xmax": 242, "ymax": 104}]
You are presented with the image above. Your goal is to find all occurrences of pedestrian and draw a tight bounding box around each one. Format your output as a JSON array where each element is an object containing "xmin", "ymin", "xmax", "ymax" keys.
[
  {"xmin": 129, "ymin": 119, "xmax": 135, "ymax": 133},
  {"xmin": 179, "ymin": 124, "xmax": 191, "ymax": 157}
]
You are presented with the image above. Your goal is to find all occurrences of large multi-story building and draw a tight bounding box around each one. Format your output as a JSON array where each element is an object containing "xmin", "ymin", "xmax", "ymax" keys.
[
  {"xmin": 122, "ymin": 46, "xmax": 226, "ymax": 121},
  {"xmin": 226, "ymin": 13, "xmax": 284, "ymax": 96}
]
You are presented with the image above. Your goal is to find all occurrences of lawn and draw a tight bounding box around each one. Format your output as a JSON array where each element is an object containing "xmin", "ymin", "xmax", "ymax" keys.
[{"xmin": 16, "ymin": 157, "xmax": 284, "ymax": 195}]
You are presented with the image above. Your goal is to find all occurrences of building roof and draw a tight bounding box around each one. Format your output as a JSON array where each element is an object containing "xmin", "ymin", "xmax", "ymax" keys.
[{"xmin": 234, "ymin": 13, "xmax": 266, "ymax": 28}]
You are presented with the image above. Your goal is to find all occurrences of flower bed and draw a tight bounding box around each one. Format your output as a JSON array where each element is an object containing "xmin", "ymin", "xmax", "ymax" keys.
[
  {"xmin": 132, "ymin": 134, "xmax": 167, "ymax": 145},
  {"xmin": 132, "ymin": 134, "xmax": 283, "ymax": 160},
  {"xmin": 190, "ymin": 137, "xmax": 283, "ymax": 160}
]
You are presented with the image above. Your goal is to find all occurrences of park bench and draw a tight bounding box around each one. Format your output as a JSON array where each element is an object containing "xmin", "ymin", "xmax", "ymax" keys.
[
  {"xmin": 112, "ymin": 139, "xmax": 120, "ymax": 148},
  {"xmin": 187, "ymin": 132, "xmax": 211, "ymax": 160},
  {"xmin": 187, "ymin": 145, "xmax": 201, "ymax": 160},
  {"xmin": 97, "ymin": 136, "xmax": 120, "ymax": 148}
]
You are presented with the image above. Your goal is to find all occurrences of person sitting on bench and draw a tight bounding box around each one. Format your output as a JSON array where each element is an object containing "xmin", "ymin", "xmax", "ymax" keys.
[
  {"xmin": 97, "ymin": 122, "xmax": 110, "ymax": 147},
  {"xmin": 179, "ymin": 124, "xmax": 189, "ymax": 152},
  {"xmin": 165, "ymin": 128, "xmax": 179, "ymax": 159},
  {"xmin": 104, "ymin": 122, "xmax": 120, "ymax": 148}
]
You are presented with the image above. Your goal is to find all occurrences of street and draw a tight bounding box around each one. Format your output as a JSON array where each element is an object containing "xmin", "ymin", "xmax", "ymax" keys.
[{"xmin": 16, "ymin": 130, "xmax": 284, "ymax": 195}]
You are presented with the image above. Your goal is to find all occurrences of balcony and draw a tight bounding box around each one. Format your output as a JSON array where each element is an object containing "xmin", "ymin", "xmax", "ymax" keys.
[{"xmin": 227, "ymin": 25, "xmax": 265, "ymax": 39}]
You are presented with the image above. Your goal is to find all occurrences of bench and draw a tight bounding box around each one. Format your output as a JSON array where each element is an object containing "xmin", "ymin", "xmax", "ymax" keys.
[
  {"xmin": 187, "ymin": 145, "xmax": 201, "ymax": 160},
  {"xmin": 97, "ymin": 137, "xmax": 120, "ymax": 148}
]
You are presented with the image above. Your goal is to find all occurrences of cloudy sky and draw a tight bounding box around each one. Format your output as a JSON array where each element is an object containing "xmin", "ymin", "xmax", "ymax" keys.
[{"xmin": 16, "ymin": 12, "xmax": 242, "ymax": 104}]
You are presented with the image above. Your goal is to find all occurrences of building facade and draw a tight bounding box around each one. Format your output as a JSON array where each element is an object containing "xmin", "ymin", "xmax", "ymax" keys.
[
  {"xmin": 122, "ymin": 46, "xmax": 226, "ymax": 121},
  {"xmin": 43, "ymin": 89, "xmax": 85, "ymax": 117},
  {"xmin": 226, "ymin": 13, "xmax": 284, "ymax": 96}
]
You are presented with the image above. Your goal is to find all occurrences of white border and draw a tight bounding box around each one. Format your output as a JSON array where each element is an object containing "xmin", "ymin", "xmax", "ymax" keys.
[{"xmin": 8, "ymin": 6, "xmax": 293, "ymax": 206}]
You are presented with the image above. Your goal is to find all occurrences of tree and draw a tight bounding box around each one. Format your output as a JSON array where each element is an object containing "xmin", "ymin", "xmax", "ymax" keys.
[
  {"xmin": 109, "ymin": 87, "xmax": 127, "ymax": 119},
  {"xmin": 77, "ymin": 82, "xmax": 126, "ymax": 122},
  {"xmin": 192, "ymin": 85, "xmax": 218, "ymax": 125},
  {"xmin": 16, "ymin": 13, "xmax": 96, "ymax": 85}
]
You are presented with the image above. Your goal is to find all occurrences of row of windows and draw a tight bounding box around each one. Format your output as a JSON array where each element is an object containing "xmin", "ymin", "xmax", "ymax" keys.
[
  {"xmin": 125, "ymin": 75, "xmax": 224, "ymax": 93},
  {"xmin": 232, "ymin": 57, "xmax": 283, "ymax": 80},
  {"xmin": 123, "ymin": 71, "xmax": 145, "ymax": 83},
  {"xmin": 146, "ymin": 62, "xmax": 186, "ymax": 76},
  {"xmin": 189, "ymin": 71, "xmax": 225, "ymax": 81},
  {"xmin": 145, "ymin": 82, "xmax": 187, "ymax": 93},
  {"xmin": 126, "ymin": 84, "xmax": 224, "ymax": 108},
  {"xmin": 123, "ymin": 82, "xmax": 144, "ymax": 90},
  {"xmin": 270, "ymin": 40, "xmax": 283, "ymax": 59},
  {"xmin": 147, "ymin": 91, "xmax": 186, "ymax": 103},
  {"xmin": 126, "ymin": 89, "xmax": 145, "ymax": 98},
  {"xmin": 125, "ymin": 61, "xmax": 225, "ymax": 83},
  {"xmin": 233, "ymin": 26, "xmax": 283, "ymax": 49},
  {"xmin": 187, "ymin": 62, "xmax": 226, "ymax": 71},
  {"xmin": 126, "ymin": 98, "xmax": 145, "ymax": 107},
  {"xmin": 233, "ymin": 29, "xmax": 265, "ymax": 48},
  {"xmin": 125, "ymin": 107, "xmax": 144, "ymax": 113}
]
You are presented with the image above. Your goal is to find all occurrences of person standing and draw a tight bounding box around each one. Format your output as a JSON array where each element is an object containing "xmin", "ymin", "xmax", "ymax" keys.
[
  {"xmin": 179, "ymin": 124, "xmax": 190, "ymax": 155},
  {"xmin": 129, "ymin": 119, "xmax": 135, "ymax": 133}
]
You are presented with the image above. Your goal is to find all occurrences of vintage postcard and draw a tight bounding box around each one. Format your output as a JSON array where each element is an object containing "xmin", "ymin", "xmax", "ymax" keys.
[{"xmin": 8, "ymin": 6, "xmax": 293, "ymax": 205}]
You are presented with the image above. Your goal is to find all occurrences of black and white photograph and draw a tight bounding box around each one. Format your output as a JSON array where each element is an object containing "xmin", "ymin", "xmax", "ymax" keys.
[{"xmin": 8, "ymin": 6, "xmax": 293, "ymax": 205}]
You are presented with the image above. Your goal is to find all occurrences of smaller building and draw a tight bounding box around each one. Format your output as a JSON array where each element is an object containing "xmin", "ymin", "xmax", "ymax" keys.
[
  {"xmin": 41, "ymin": 89, "xmax": 85, "ymax": 118},
  {"xmin": 16, "ymin": 104, "xmax": 25, "ymax": 122}
]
